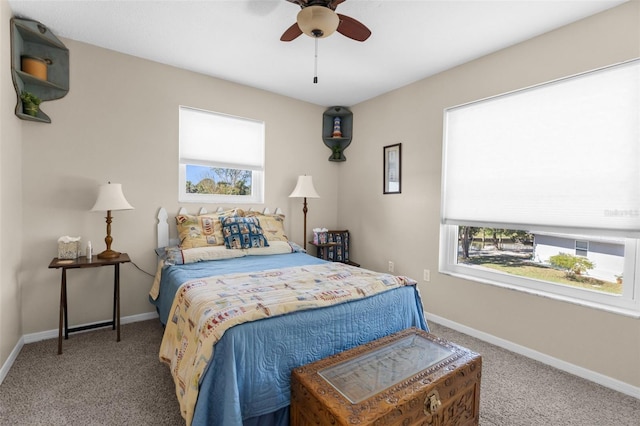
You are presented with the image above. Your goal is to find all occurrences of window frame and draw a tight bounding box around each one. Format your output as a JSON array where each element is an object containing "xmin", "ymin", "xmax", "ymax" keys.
[
  {"xmin": 178, "ymin": 106, "xmax": 265, "ymax": 204},
  {"xmin": 439, "ymin": 225, "xmax": 640, "ymax": 317},
  {"xmin": 178, "ymin": 164, "xmax": 263, "ymax": 204},
  {"xmin": 439, "ymin": 59, "xmax": 640, "ymax": 318}
]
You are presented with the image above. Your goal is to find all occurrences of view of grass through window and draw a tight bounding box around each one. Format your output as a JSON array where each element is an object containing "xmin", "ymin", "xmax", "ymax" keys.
[
  {"xmin": 457, "ymin": 227, "xmax": 623, "ymax": 295},
  {"xmin": 186, "ymin": 165, "xmax": 252, "ymax": 196}
]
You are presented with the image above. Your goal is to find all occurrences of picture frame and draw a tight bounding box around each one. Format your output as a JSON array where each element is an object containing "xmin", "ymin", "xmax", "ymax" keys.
[{"xmin": 383, "ymin": 143, "xmax": 402, "ymax": 194}]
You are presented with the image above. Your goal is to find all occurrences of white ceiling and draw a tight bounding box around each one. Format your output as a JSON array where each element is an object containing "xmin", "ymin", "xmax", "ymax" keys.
[{"xmin": 7, "ymin": 0, "xmax": 627, "ymax": 107}]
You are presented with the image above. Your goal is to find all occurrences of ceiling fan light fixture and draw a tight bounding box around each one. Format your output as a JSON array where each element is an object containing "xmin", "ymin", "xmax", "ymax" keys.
[{"xmin": 297, "ymin": 5, "xmax": 339, "ymax": 38}]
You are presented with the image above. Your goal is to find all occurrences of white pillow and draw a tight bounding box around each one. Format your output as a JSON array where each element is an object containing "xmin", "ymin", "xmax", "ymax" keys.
[{"xmin": 244, "ymin": 241, "xmax": 294, "ymax": 256}]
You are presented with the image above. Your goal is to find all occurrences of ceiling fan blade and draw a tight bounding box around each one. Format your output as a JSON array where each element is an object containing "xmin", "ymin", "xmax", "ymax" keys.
[
  {"xmin": 286, "ymin": 0, "xmax": 343, "ymax": 9},
  {"xmin": 336, "ymin": 13, "xmax": 371, "ymax": 42},
  {"xmin": 280, "ymin": 22, "xmax": 303, "ymax": 42}
]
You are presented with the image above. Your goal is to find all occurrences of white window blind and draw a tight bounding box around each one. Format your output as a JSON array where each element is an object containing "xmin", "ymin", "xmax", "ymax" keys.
[
  {"xmin": 179, "ymin": 106, "xmax": 264, "ymax": 171},
  {"xmin": 441, "ymin": 59, "xmax": 640, "ymax": 237}
]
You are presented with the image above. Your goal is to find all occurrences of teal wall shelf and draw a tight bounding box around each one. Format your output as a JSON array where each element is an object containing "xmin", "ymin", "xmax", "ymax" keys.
[{"xmin": 322, "ymin": 106, "xmax": 353, "ymax": 162}]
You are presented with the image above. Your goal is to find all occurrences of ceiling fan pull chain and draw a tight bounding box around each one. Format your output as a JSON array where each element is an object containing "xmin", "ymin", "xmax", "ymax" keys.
[{"xmin": 314, "ymin": 37, "xmax": 318, "ymax": 84}]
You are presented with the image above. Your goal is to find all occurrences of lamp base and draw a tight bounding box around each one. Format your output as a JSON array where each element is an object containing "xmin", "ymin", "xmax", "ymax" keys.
[{"xmin": 97, "ymin": 249, "xmax": 121, "ymax": 259}]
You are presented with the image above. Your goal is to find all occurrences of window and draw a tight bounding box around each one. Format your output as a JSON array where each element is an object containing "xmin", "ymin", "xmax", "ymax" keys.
[
  {"xmin": 575, "ymin": 240, "xmax": 589, "ymax": 257},
  {"xmin": 440, "ymin": 59, "xmax": 640, "ymax": 317},
  {"xmin": 179, "ymin": 106, "xmax": 265, "ymax": 204},
  {"xmin": 455, "ymin": 227, "xmax": 626, "ymax": 294}
]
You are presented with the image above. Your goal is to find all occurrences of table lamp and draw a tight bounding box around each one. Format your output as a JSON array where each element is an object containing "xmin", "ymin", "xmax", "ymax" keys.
[
  {"xmin": 91, "ymin": 182, "xmax": 134, "ymax": 259},
  {"xmin": 289, "ymin": 175, "xmax": 320, "ymax": 250}
]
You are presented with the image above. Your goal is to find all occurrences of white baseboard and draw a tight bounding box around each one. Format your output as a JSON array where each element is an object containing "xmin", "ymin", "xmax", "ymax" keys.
[
  {"xmin": 425, "ymin": 312, "xmax": 640, "ymax": 400},
  {"xmin": 0, "ymin": 336, "xmax": 24, "ymax": 385},
  {"xmin": 0, "ymin": 311, "xmax": 159, "ymax": 385}
]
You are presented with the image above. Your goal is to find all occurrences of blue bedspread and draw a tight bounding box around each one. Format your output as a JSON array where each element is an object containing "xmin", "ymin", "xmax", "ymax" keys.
[{"xmin": 151, "ymin": 252, "xmax": 428, "ymax": 426}]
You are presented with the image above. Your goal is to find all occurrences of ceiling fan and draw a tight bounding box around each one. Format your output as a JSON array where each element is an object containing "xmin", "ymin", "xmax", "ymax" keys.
[{"xmin": 280, "ymin": 0, "xmax": 372, "ymax": 42}]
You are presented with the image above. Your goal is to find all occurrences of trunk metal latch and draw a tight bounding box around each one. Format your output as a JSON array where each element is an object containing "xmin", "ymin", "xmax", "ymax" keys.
[{"xmin": 424, "ymin": 389, "xmax": 442, "ymax": 415}]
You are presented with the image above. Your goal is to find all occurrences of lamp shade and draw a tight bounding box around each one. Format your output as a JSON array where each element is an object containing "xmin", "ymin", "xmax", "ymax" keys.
[
  {"xmin": 90, "ymin": 183, "xmax": 134, "ymax": 212},
  {"xmin": 297, "ymin": 6, "xmax": 339, "ymax": 38},
  {"xmin": 289, "ymin": 176, "xmax": 320, "ymax": 199}
]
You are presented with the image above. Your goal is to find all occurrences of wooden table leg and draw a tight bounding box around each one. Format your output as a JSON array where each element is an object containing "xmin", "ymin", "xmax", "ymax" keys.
[
  {"xmin": 58, "ymin": 269, "xmax": 66, "ymax": 355},
  {"xmin": 115, "ymin": 263, "xmax": 120, "ymax": 342},
  {"xmin": 63, "ymin": 275, "xmax": 69, "ymax": 340},
  {"xmin": 112, "ymin": 264, "xmax": 117, "ymax": 331}
]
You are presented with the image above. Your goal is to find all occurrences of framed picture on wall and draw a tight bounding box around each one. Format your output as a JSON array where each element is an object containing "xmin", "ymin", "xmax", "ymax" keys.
[{"xmin": 383, "ymin": 143, "xmax": 402, "ymax": 194}]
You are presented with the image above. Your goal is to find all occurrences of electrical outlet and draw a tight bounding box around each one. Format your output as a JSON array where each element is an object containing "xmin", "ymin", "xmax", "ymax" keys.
[
  {"xmin": 423, "ymin": 269, "xmax": 431, "ymax": 282},
  {"xmin": 388, "ymin": 261, "xmax": 394, "ymax": 273}
]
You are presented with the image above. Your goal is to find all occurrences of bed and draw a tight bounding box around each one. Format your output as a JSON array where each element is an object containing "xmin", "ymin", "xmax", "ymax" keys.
[{"xmin": 151, "ymin": 207, "xmax": 428, "ymax": 426}]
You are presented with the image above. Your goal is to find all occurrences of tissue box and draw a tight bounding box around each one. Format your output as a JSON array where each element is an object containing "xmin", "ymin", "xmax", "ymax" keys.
[
  {"xmin": 58, "ymin": 241, "xmax": 79, "ymax": 259},
  {"xmin": 313, "ymin": 231, "xmax": 328, "ymax": 245}
]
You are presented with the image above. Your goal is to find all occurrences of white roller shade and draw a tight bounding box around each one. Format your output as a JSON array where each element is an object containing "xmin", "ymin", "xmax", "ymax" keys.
[
  {"xmin": 442, "ymin": 59, "xmax": 640, "ymax": 237},
  {"xmin": 179, "ymin": 106, "xmax": 264, "ymax": 170}
]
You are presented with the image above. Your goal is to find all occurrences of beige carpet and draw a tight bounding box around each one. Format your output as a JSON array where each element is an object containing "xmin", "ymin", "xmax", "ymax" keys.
[
  {"xmin": 428, "ymin": 322, "xmax": 639, "ymax": 426},
  {"xmin": 0, "ymin": 319, "xmax": 637, "ymax": 425},
  {"xmin": 0, "ymin": 320, "xmax": 183, "ymax": 425}
]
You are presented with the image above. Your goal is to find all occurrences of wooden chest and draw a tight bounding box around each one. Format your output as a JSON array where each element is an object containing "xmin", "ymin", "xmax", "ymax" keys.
[{"xmin": 290, "ymin": 327, "xmax": 481, "ymax": 426}]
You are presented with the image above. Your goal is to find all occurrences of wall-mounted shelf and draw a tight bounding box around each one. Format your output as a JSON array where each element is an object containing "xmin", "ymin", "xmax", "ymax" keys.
[
  {"xmin": 10, "ymin": 18, "xmax": 69, "ymax": 123},
  {"xmin": 322, "ymin": 106, "xmax": 353, "ymax": 162}
]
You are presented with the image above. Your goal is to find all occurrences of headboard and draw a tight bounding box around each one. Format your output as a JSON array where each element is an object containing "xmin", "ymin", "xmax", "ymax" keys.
[{"xmin": 157, "ymin": 207, "xmax": 284, "ymax": 249}]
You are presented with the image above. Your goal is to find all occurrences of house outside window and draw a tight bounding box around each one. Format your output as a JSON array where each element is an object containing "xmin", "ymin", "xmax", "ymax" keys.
[
  {"xmin": 532, "ymin": 233, "xmax": 623, "ymax": 283},
  {"xmin": 440, "ymin": 59, "xmax": 640, "ymax": 317},
  {"xmin": 178, "ymin": 106, "xmax": 265, "ymax": 204}
]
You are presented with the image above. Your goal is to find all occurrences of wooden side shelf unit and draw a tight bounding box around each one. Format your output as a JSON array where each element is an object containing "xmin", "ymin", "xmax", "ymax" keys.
[
  {"xmin": 323, "ymin": 106, "xmax": 353, "ymax": 162},
  {"xmin": 10, "ymin": 17, "xmax": 69, "ymax": 123}
]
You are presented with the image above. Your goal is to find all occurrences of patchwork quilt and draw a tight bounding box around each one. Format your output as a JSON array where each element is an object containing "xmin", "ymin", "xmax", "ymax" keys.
[{"xmin": 159, "ymin": 262, "xmax": 417, "ymax": 425}]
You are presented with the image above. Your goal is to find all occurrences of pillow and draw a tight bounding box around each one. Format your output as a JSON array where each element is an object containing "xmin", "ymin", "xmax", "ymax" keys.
[
  {"xmin": 221, "ymin": 216, "xmax": 269, "ymax": 249},
  {"xmin": 176, "ymin": 209, "xmax": 242, "ymax": 249},
  {"xmin": 156, "ymin": 245, "xmax": 246, "ymax": 265},
  {"xmin": 155, "ymin": 245, "xmax": 188, "ymax": 265},
  {"xmin": 288, "ymin": 241, "xmax": 306, "ymax": 253},
  {"xmin": 244, "ymin": 211, "xmax": 288, "ymax": 242},
  {"xmin": 244, "ymin": 241, "xmax": 294, "ymax": 256},
  {"xmin": 182, "ymin": 246, "xmax": 246, "ymax": 263}
]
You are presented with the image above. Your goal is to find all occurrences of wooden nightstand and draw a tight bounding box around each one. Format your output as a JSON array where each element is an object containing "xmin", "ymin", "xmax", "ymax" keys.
[
  {"xmin": 307, "ymin": 241, "xmax": 339, "ymax": 261},
  {"xmin": 309, "ymin": 229, "xmax": 360, "ymax": 267},
  {"xmin": 48, "ymin": 253, "xmax": 131, "ymax": 354}
]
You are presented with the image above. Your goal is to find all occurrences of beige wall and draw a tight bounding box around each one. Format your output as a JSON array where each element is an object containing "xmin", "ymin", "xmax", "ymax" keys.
[
  {"xmin": 341, "ymin": 2, "xmax": 640, "ymax": 388},
  {"xmin": 18, "ymin": 39, "xmax": 337, "ymax": 334},
  {"xmin": 0, "ymin": 0, "xmax": 23, "ymax": 370}
]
